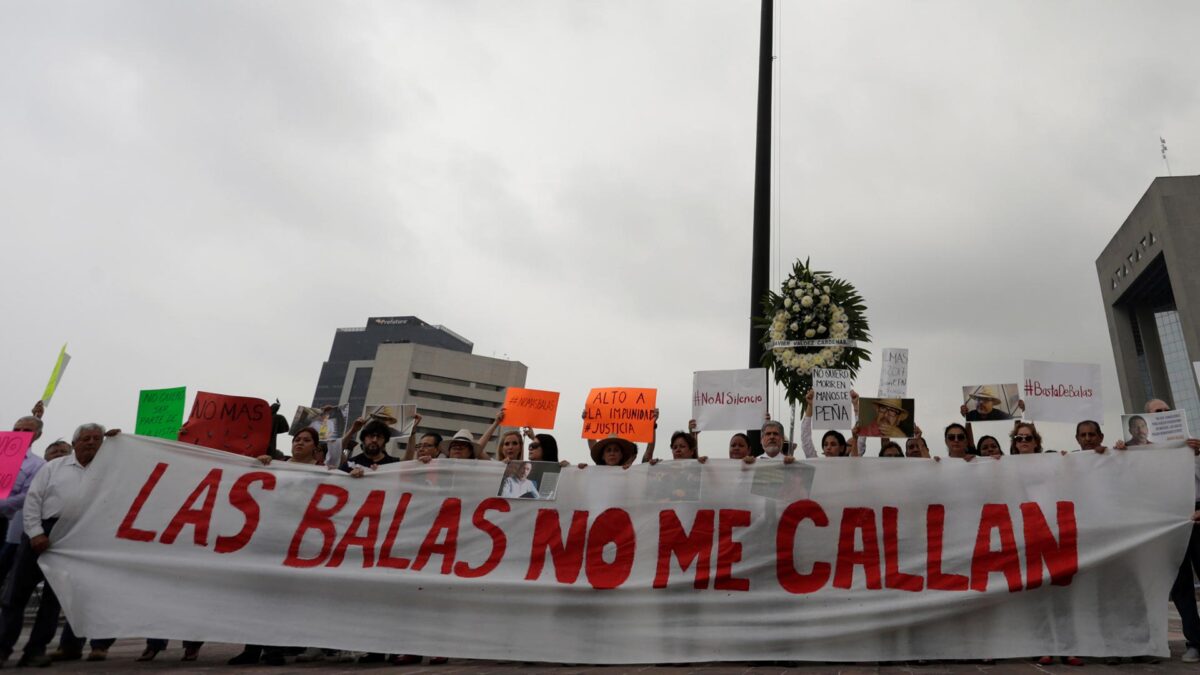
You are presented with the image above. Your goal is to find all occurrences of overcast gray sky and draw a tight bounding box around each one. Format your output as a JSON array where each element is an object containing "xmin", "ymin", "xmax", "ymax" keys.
[{"xmin": 3, "ymin": 0, "xmax": 1198, "ymax": 461}]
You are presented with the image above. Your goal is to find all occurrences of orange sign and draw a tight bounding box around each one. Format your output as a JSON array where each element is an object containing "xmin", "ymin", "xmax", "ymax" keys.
[
  {"xmin": 582, "ymin": 387, "xmax": 657, "ymax": 442},
  {"xmin": 502, "ymin": 388, "xmax": 560, "ymax": 429},
  {"xmin": 178, "ymin": 391, "xmax": 272, "ymax": 457}
]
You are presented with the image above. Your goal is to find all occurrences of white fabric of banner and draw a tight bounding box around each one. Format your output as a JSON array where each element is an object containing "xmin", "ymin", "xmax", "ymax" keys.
[{"xmin": 42, "ymin": 435, "xmax": 1193, "ymax": 663}]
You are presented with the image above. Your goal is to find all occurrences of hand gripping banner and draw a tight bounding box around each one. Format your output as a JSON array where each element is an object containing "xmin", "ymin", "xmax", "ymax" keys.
[{"xmin": 42, "ymin": 435, "xmax": 1193, "ymax": 663}]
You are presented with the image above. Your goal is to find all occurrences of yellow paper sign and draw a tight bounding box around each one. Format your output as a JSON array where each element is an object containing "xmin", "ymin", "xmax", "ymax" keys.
[{"xmin": 41, "ymin": 343, "xmax": 71, "ymax": 406}]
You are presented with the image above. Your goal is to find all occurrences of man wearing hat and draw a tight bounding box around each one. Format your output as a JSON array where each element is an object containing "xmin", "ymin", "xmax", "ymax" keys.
[
  {"xmin": 338, "ymin": 418, "xmax": 398, "ymax": 471},
  {"xmin": 858, "ymin": 399, "xmax": 909, "ymax": 438},
  {"xmin": 964, "ymin": 386, "xmax": 1012, "ymax": 421}
]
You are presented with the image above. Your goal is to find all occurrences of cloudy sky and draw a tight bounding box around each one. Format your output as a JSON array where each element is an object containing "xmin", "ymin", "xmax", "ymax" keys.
[{"xmin": 3, "ymin": 0, "xmax": 1198, "ymax": 461}]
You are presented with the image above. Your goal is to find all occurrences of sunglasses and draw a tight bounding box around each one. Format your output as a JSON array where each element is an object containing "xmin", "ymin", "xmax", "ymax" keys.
[
  {"xmin": 946, "ymin": 433, "xmax": 966, "ymax": 441},
  {"xmin": 1013, "ymin": 435, "xmax": 1035, "ymax": 442},
  {"xmin": 529, "ymin": 443, "xmax": 541, "ymax": 450}
]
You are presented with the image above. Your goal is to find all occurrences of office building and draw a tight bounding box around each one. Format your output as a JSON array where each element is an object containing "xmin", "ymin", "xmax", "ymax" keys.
[
  {"xmin": 1096, "ymin": 176, "xmax": 1200, "ymax": 430},
  {"xmin": 312, "ymin": 316, "xmax": 527, "ymax": 455}
]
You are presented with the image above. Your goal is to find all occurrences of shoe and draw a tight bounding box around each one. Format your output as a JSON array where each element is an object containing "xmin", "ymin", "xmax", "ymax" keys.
[
  {"xmin": 137, "ymin": 648, "xmax": 160, "ymax": 662},
  {"xmin": 228, "ymin": 649, "xmax": 261, "ymax": 666},
  {"xmin": 295, "ymin": 648, "xmax": 324, "ymax": 663},
  {"xmin": 1037, "ymin": 656, "xmax": 1055, "ymax": 665},
  {"xmin": 389, "ymin": 654, "xmax": 422, "ymax": 665},
  {"xmin": 429, "ymin": 656, "xmax": 449, "ymax": 665},
  {"xmin": 48, "ymin": 649, "xmax": 82, "ymax": 662},
  {"xmin": 182, "ymin": 646, "xmax": 200, "ymax": 662},
  {"xmin": 1064, "ymin": 656, "xmax": 1085, "ymax": 666},
  {"xmin": 1184, "ymin": 647, "xmax": 1200, "ymax": 663},
  {"xmin": 15, "ymin": 653, "xmax": 52, "ymax": 667},
  {"xmin": 357, "ymin": 653, "xmax": 386, "ymax": 664},
  {"xmin": 86, "ymin": 648, "xmax": 108, "ymax": 662}
]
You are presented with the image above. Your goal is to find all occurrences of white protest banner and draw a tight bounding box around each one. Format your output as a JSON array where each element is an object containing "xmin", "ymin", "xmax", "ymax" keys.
[
  {"xmin": 878, "ymin": 348, "xmax": 908, "ymax": 397},
  {"xmin": 1021, "ymin": 360, "xmax": 1102, "ymax": 423},
  {"xmin": 811, "ymin": 368, "xmax": 853, "ymax": 430},
  {"xmin": 43, "ymin": 435, "xmax": 1191, "ymax": 662},
  {"xmin": 691, "ymin": 369, "xmax": 767, "ymax": 431},
  {"xmin": 1121, "ymin": 410, "xmax": 1190, "ymax": 449}
]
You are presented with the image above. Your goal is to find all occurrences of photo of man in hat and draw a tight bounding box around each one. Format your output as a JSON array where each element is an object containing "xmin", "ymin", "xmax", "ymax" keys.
[
  {"xmin": 857, "ymin": 398, "xmax": 914, "ymax": 438},
  {"xmin": 960, "ymin": 384, "xmax": 1022, "ymax": 421}
]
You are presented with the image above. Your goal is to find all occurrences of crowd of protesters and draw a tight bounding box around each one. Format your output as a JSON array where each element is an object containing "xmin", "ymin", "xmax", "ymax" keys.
[{"xmin": 2, "ymin": 387, "xmax": 1200, "ymax": 669}]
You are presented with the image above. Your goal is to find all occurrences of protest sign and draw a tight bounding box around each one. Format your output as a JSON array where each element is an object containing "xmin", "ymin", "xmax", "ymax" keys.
[
  {"xmin": 1121, "ymin": 411, "xmax": 1189, "ymax": 449},
  {"xmin": 857, "ymin": 397, "xmax": 915, "ymax": 437},
  {"xmin": 811, "ymin": 368, "xmax": 853, "ymax": 430},
  {"xmin": 691, "ymin": 369, "xmax": 767, "ymax": 431},
  {"xmin": 0, "ymin": 431, "xmax": 34, "ymax": 500},
  {"xmin": 44, "ymin": 435, "xmax": 1192, "ymax": 662},
  {"xmin": 501, "ymin": 388, "xmax": 560, "ymax": 429},
  {"xmin": 177, "ymin": 391, "xmax": 272, "ymax": 457},
  {"xmin": 135, "ymin": 387, "xmax": 187, "ymax": 440},
  {"xmin": 582, "ymin": 387, "xmax": 657, "ymax": 442},
  {"xmin": 878, "ymin": 348, "xmax": 908, "ymax": 397},
  {"xmin": 1021, "ymin": 360, "xmax": 1102, "ymax": 423},
  {"xmin": 41, "ymin": 343, "xmax": 70, "ymax": 406},
  {"xmin": 361, "ymin": 404, "xmax": 415, "ymax": 437},
  {"xmin": 497, "ymin": 460, "xmax": 562, "ymax": 501},
  {"xmin": 962, "ymin": 384, "xmax": 1020, "ymax": 421}
]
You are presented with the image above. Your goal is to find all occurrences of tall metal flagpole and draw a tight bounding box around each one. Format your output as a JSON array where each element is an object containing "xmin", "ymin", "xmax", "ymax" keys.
[{"xmin": 748, "ymin": 0, "xmax": 774, "ymax": 452}]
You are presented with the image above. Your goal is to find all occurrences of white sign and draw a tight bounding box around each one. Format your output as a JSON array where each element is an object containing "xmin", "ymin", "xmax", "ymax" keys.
[
  {"xmin": 1121, "ymin": 410, "xmax": 1190, "ymax": 449},
  {"xmin": 42, "ymin": 435, "xmax": 1192, "ymax": 663},
  {"xmin": 811, "ymin": 368, "xmax": 853, "ymax": 430},
  {"xmin": 691, "ymin": 369, "xmax": 767, "ymax": 431},
  {"xmin": 1021, "ymin": 360, "xmax": 1102, "ymax": 423},
  {"xmin": 878, "ymin": 348, "xmax": 908, "ymax": 397}
]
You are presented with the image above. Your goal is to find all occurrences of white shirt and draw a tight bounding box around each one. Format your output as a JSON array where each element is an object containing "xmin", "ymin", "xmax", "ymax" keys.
[
  {"xmin": 24, "ymin": 454, "xmax": 89, "ymax": 539},
  {"xmin": 0, "ymin": 452, "xmax": 47, "ymax": 544}
]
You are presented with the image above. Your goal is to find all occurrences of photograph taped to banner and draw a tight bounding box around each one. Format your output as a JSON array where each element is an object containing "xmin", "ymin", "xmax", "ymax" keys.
[
  {"xmin": 498, "ymin": 460, "xmax": 562, "ymax": 501},
  {"xmin": 645, "ymin": 461, "xmax": 702, "ymax": 503},
  {"xmin": 750, "ymin": 462, "xmax": 815, "ymax": 502},
  {"xmin": 1121, "ymin": 410, "xmax": 1189, "ymax": 449}
]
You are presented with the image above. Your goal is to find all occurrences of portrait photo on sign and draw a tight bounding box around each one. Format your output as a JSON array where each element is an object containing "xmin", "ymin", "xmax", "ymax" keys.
[
  {"xmin": 857, "ymin": 398, "xmax": 915, "ymax": 438},
  {"xmin": 645, "ymin": 461, "xmax": 702, "ymax": 503},
  {"xmin": 961, "ymin": 384, "xmax": 1020, "ymax": 421},
  {"xmin": 289, "ymin": 405, "xmax": 348, "ymax": 441},
  {"xmin": 1121, "ymin": 410, "xmax": 1190, "ymax": 449},
  {"xmin": 362, "ymin": 403, "xmax": 416, "ymax": 436},
  {"xmin": 497, "ymin": 460, "xmax": 562, "ymax": 501},
  {"xmin": 751, "ymin": 463, "xmax": 815, "ymax": 502}
]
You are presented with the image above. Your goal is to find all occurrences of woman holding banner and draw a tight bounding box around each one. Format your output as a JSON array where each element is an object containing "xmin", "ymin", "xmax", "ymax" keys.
[
  {"xmin": 647, "ymin": 431, "xmax": 708, "ymax": 464},
  {"xmin": 801, "ymin": 389, "xmax": 866, "ymax": 458},
  {"xmin": 977, "ymin": 435, "xmax": 1004, "ymax": 458},
  {"xmin": 1009, "ymin": 422, "xmax": 1044, "ymax": 454}
]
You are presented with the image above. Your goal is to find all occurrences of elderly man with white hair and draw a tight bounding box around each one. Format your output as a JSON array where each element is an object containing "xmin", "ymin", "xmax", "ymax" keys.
[{"xmin": 0, "ymin": 422, "xmax": 118, "ymax": 667}]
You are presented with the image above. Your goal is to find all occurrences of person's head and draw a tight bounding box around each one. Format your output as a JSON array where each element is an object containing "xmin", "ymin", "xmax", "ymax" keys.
[
  {"xmin": 761, "ymin": 420, "xmax": 785, "ymax": 456},
  {"xmin": 291, "ymin": 427, "xmax": 320, "ymax": 464},
  {"xmin": 728, "ymin": 433, "xmax": 751, "ymax": 460},
  {"xmin": 498, "ymin": 431, "xmax": 524, "ymax": 461},
  {"xmin": 944, "ymin": 423, "xmax": 969, "ymax": 458},
  {"xmin": 1145, "ymin": 398, "xmax": 1171, "ymax": 414},
  {"xmin": 359, "ymin": 420, "xmax": 392, "ymax": 457},
  {"xmin": 871, "ymin": 399, "xmax": 908, "ymax": 429},
  {"xmin": 416, "ymin": 432, "xmax": 443, "ymax": 459},
  {"xmin": 1075, "ymin": 420, "xmax": 1104, "ymax": 451},
  {"xmin": 1010, "ymin": 422, "xmax": 1043, "ymax": 454},
  {"xmin": 1128, "ymin": 415, "xmax": 1149, "ymax": 443},
  {"xmin": 12, "ymin": 416, "xmax": 43, "ymax": 442},
  {"xmin": 591, "ymin": 436, "xmax": 636, "ymax": 467},
  {"xmin": 821, "ymin": 430, "xmax": 848, "ymax": 457},
  {"xmin": 72, "ymin": 423, "xmax": 106, "ymax": 466},
  {"xmin": 447, "ymin": 429, "xmax": 475, "ymax": 460},
  {"xmin": 904, "ymin": 436, "xmax": 928, "ymax": 458},
  {"xmin": 529, "ymin": 434, "xmax": 558, "ymax": 463},
  {"xmin": 518, "ymin": 461, "xmax": 533, "ymax": 479},
  {"xmin": 879, "ymin": 441, "xmax": 903, "ymax": 458},
  {"xmin": 44, "ymin": 440, "xmax": 71, "ymax": 461},
  {"xmin": 670, "ymin": 431, "xmax": 698, "ymax": 460},
  {"xmin": 977, "ymin": 435, "xmax": 1003, "ymax": 458}
]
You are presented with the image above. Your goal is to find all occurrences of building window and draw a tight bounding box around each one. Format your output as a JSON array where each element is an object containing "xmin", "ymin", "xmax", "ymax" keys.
[
  {"xmin": 1155, "ymin": 310, "xmax": 1200, "ymax": 434},
  {"xmin": 412, "ymin": 372, "xmax": 504, "ymax": 391},
  {"xmin": 409, "ymin": 389, "xmax": 502, "ymax": 408},
  {"xmin": 1130, "ymin": 315, "xmax": 1156, "ymax": 402}
]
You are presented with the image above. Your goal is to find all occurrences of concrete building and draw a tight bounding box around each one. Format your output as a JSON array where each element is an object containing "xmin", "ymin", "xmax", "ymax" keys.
[
  {"xmin": 312, "ymin": 316, "xmax": 527, "ymax": 455},
  {"xmin": 1096, "ymin": 176, "xmax": 1200, "ymax": 430}
]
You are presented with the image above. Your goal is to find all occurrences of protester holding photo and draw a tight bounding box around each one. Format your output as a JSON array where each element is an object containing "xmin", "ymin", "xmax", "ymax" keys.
[
  {"xmin": 1075, "ymin": 421, "xmax": 1106, "ymax": 453},
  {"xmin": 976, "ymin": 435, "xmax": 1004, "ymax": 458},
  {"xmin": 500, "ymin": 461, "xmax": 541, "ymax": 498},
  {"xmin": 1009, "ymin": 422, "xmax": 1044, "ymax": 454},
  {"xmin": 800, "ymin": 389, "xmax": 867, "ymax": 458}
]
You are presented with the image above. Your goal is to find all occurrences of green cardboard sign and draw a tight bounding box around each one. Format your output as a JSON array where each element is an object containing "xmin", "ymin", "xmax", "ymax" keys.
[{"xmin": 136, "ymin": 387, "xmax": 186, "ymax": 440}]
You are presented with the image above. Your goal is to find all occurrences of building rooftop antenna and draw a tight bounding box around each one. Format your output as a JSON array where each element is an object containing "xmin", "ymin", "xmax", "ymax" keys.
[{"xmin": 1161, "ymin": 137, "xmax": 1172, "ymax": 177}]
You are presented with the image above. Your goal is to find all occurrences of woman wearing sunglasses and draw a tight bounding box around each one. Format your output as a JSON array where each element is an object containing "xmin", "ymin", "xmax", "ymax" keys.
[
  {"xmin": 1009, "ymin": 422, "xmax": 1044, "ymax": 454},
  {"xmin": 944, "ymin": 423, "xmax": 974, "ymax": 458}
]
